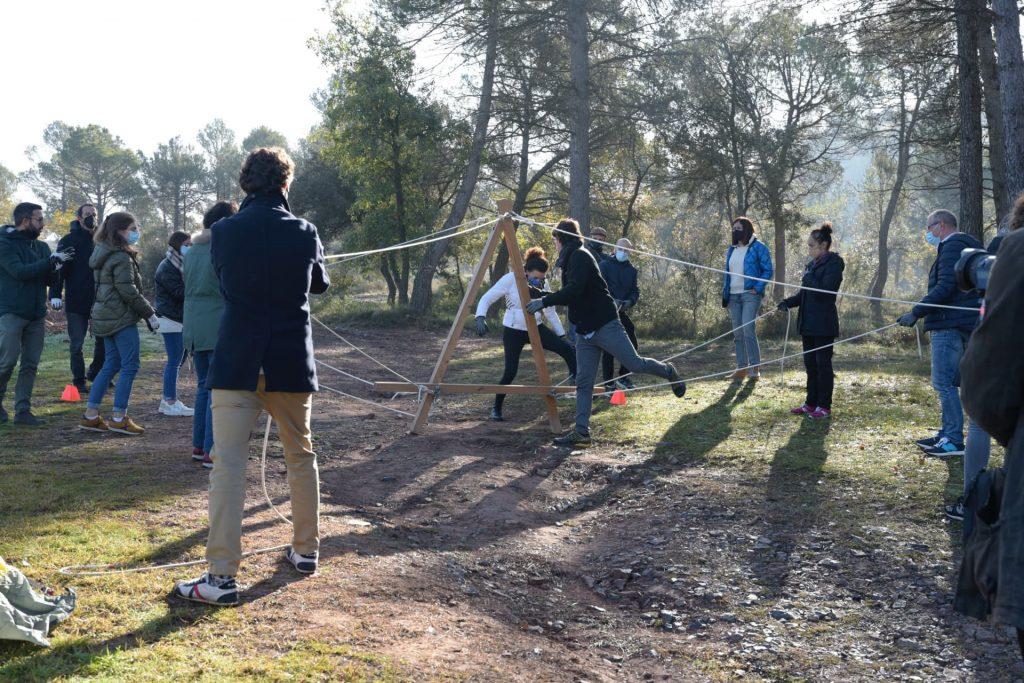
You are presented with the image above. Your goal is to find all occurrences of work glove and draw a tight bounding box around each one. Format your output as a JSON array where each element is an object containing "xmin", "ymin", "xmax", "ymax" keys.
[
  {"xmin": 525, "ymin": 299, "xmax": 545, "ymax": 315},
  {"xmin": 146, "ymin": 315, "xmax": 160, "ymax": 332},
  {"xmin": 50, "ymin": 298, "xmax": 63, "ymax": 311},
  {"xmin": 50, "ymin": 248, "xmax": 75, "ymax": 269},
  {"xmin": 896, "ymin": 312, "xmax": 918, "ymax": 327},
  {"xmin": 776, "ymin": 301, "xmax": 789, "ymax": 312},
  {"xmin": 474, "ymin": 316, "xmax": 489, "ymax": 337}
]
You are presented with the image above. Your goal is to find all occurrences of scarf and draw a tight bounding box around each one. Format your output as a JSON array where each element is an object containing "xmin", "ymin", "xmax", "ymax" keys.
[{"xmin": 167, "ymin": 247, "xmax": 183, "ymax": 273}]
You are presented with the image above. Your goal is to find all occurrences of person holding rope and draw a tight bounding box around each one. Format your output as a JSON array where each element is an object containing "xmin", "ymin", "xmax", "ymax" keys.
[
  {"xmin": 474, "ymin": 246, "xmax": 576, "ymax": 422},
  {"xmin": 175, "ymin": 147, "xmax": 330, "ymax": 606},
  {"xmin": 777, "ymin": 222, "xmax": 845, "ymax": 420},
  {"xmin": 722, "ymin": 217, "xmax": 773, "ymax": 380},
  {"xmin": 897, "ymin": 209, "xmax": 982, "ymax": 458},
  {"xmin": 526, "ymin": 219, "xmax": 686, "ymax": 447},
  {"xmin": 599, "ymin": 237, "xmax": 641, "ymax": 391}
]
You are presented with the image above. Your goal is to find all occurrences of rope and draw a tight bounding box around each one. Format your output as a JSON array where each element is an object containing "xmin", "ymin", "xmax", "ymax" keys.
[
  {"xmin": 319, "ymin": 382, "xmax": 415, "ymax": 417},
  {"xmin": 511, "ymin": 213, "xmax": 981, "ymax": 313},
  {"xmin": 315, "ymin": 359, "xmax": 375, "ymax": 386},
  {"xmin": 323, "ymin": 216, "xmax": 500, "ymax": 262},
  {"xmin": 311, "ymin": 314, "xmax": 414, "ymax": 384}
]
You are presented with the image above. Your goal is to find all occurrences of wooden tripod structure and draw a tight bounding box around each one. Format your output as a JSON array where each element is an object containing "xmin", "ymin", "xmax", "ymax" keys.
[{"xmin": 374, "ymin": 200, "xmax": 571, "ymax": 434}]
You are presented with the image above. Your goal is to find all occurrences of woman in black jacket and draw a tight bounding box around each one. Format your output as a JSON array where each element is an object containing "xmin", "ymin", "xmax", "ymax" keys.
[
  {"xmin": 778, "ymin": 222, "xmax": 845, "ymax": 419},
  {"xmin": 154, "ymin": 231, "xmax": 193, "ymax": 417}
]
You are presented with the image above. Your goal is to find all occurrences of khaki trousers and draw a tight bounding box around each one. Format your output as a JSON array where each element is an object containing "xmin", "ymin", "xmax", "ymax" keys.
[{"xmin": 207, "ymin": 377, "xmax": 319, "ymax": 576}]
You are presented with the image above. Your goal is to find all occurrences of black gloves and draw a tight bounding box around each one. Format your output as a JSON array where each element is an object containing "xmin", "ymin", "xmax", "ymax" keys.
[
  {"xmin": 896, "ymin": 312, "xmax": 918, "ymax": 327},
  {"xmin": 475, "ymin": 316, "xmax": 489, "ymax": 337}
]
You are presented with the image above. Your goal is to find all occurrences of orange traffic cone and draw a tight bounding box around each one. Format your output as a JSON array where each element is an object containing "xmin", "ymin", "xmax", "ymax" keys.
[
  {"xmin": 61, "ymin": 384, "xmax": 81, "ymax": 402},
  {"xmin": 610, "ymin": 389, "xmax": 627, "ymax": 406}
]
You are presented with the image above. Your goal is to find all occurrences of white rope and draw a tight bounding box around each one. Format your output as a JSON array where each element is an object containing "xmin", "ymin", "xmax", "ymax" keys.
[
  {"xmin": 512, "ymin": 213, "xmax": 981, "ymax": 313},
  {"xmin": 324, "ymin": 216, "xmax": 500, "ymax": 262},
  {"xmin": 311, "ymin": 314, "xmax": 414, "ymax": 384},
  {"xmin": 914, "ymin": 324, "xmax": 923, "ymax": 360},
  {"xmin": 319, "ymin": 381, "xmax": 415, "ymax": 417},
  {"xmin": 315, "ymin": 359, "xmax": 375, "ymax": 386}
]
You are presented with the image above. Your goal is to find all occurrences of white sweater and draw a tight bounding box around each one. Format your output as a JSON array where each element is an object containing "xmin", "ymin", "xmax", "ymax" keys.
[{"xmin": 475, "ymin": 272, "xmax": 566, "ymax": 336}]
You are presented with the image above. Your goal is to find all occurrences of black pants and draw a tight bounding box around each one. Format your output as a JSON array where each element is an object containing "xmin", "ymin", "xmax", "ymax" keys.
[
  {"xmin": 495, "ymin": 324, "xmax": 576, "ymax": 412},
  {"xmin": 802, "ymin": 335, "xmax": 835, "ymax": 409},
  {"xmin": 602, "ymin": 310, "xmax": 638, "ymax": 382},
  {"xmin": 66, "ymin": 312, "xmax": 105, "ymax": 388}
]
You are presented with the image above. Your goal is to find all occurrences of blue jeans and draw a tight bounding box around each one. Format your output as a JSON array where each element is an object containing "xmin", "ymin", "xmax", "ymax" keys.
[
  {"xmin": 162, "ymin": 332, "xmax": 184, "ymax": 401},
  {"xmin": 929, "ymin": 329, "xmax": 967, "ymax": 444},
  {"xmin": 192, "ymin": 350, "xmax": 215, "ymax": 454},
  {"xmin": 87, "ymin": 325, "xmax": 140, "ymax": 413},
  {"xmin": 728, "ymin": 291, "xmax": 763, "ymax": 368},
  {"xmin": 963, "ymin": 420, "xmax": 992, "ymax": 536}
]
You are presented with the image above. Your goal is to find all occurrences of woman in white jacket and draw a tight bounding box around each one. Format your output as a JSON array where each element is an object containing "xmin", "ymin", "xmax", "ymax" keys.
[{"xmin": 474, "ymin": 247, "xmax": 576, "ymax": 421}]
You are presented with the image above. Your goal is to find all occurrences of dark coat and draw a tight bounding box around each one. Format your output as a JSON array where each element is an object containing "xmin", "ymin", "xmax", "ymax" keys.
[
  {"xmin": 599, "ymin": 258, "xmax": 639, "ymax": 306},
  {"xmin": 781, "ymin": 251, "xmax": 845, "ymax": 337},
  {"xmin": 49, "ymin": 220, "xmax": 97, "ymax": 316},
  {"xmin": 153, "ymin": 257, "xmax": 185, "ymax": 323},
  {"xmin": 0, "ymin": 226, "xmax": 57, "ymax": 321},
  {"xmin": 959, "ymin": 228, "xmax": 1024, "ymax": 629},
  {"xmin": 541, "ymin": 239, "xmax": 618, "ymax": 336},
  {"xmin": 912, "ymin": 233, "xmax": 982, "ymax": 332},
  {"xmin": 209, "ymin": 190, "xmax": 330, "ymax": 393}
]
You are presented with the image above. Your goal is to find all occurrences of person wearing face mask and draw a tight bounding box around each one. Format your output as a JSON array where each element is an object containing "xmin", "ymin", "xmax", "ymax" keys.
[
  {"xmin": 0, "ymin": 203, "xmax": 71, "ymax": 425},
  {"xmin": 50, "ymin": 204, "xmax": 106, "ymax": 394},
  {"xmin": 80, "ymin": 212, "xmax": 158, "ymax": 436},
  {"xmin": 474, "ymin": 246, "xmax": 576, "ymax": 421},
  {"xmin": 154, "ymin": 231, "xmax": 194, "ymax": 418},
  {"xmin": 777, "ymin": 222, "xmax": 845, "ymax": 419},
  {"xmin": 598, "ymin": 237, "xmax": 641, "ymax": 390},
  {"xmin": 897, "ymin": 209, "xmax": 983, "ymax": 458},
  {"xmin": 722, "ymin": 216, "xmax": 773, "ymax": 380}
]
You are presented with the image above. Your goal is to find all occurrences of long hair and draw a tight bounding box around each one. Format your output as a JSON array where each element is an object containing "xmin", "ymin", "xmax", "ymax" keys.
[
  {"xmin": 94, "ymin": 212, "xmax": 137, "ymax": 255},
  {"xmin": 731, "ymin": 216, "xmax": 755, "ymax": 246}
]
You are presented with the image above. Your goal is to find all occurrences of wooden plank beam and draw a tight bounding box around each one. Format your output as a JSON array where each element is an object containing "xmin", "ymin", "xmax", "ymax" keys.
[{"xmin": 376, "ymin": 381, "xmax": 605, "ymax": 395}]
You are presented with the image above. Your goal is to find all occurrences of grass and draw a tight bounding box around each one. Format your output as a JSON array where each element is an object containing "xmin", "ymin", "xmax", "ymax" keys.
[{"xmin": 0, "ymin": 322, "xmax": 997, "ymax": 680}]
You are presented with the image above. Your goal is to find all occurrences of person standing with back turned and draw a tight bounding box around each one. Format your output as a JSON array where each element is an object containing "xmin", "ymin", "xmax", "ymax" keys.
[{"xmin": 175, "ymin": 147, "xmax": 330, "ymax": 606}]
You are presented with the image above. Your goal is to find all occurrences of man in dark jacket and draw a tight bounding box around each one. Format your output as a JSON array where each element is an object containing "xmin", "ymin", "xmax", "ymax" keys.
[
  {"xmin": 957, "ymin": 226, "xmax": 1024, "ymax": 660},
  {"xmin": 0, "ymin": 203, "xmax": 73, "ymax": 425},
  {"xmin": 526, "ymin": 219, "xmax": 685, "ymax": 447},
  {"xmin": 599, "ymin": 237, "xmax": 641, "ymax": 389},
  {"xmin": 175, "ymin": 147, "xmax": 330, "ymax": 607},
  {"xmin": 897, "ymin": 209, "xmax": 982, "ymax": 457},
  {"xmin": 50, "ymin": 204, "xmax": 104, "ymax": 392}
]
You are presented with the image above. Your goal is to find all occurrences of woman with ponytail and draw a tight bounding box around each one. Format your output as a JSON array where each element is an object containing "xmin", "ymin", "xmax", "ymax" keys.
[
  {"xmin": 778, "ymin": 222, "xmax": 845, "ymax": 419},
  {"xmin": 474, "ymin": 246, "xmax": 576, "ymax": 422}
]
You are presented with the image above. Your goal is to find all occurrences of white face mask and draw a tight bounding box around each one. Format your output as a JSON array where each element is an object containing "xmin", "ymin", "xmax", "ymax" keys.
[{"xmin": 615, "ymin": 249, "xmax": 628, "ymax": 262}]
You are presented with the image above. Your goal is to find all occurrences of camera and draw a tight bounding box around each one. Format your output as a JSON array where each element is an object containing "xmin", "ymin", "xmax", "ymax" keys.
[{"xmin": 955, "ymin": 248, "xmax": 996, "ymax": 294}]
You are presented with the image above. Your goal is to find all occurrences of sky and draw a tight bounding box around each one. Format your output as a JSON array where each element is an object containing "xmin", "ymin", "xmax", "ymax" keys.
[{"xmin": 2, "ymin": 0, "xmax": 341, "ymax": 181}]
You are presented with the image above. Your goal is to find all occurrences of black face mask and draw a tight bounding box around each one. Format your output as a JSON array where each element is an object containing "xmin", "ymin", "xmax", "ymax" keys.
[
  {"xmin": 732, "ymin": 229, "xmax": 745, "ymax": 244},
  {"xmin": 25, "ymin": 227, "xmax": 41, "ymax": 239},
  {"xmin": 83, "ymin": 215, "xmax": 96, "ymax": 230}
]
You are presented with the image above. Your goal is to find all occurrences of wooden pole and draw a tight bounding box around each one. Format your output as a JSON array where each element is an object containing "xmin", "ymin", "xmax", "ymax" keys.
[
  {"xmin": 410, "ymin": 208, "xmax": 507, "ymax": 434},
  {"xmin": 501, "ymin": 210, "xmax": 562, "ymax": 433},
  {"xmin": 376, "ymin": 381, "xmax": 600, "ymax": 395}
]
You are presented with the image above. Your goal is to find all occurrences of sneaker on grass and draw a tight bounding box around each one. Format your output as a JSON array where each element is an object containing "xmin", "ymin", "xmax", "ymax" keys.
[
  {"xmin": 790, "ymin": 404, "xmax": 813, "ymax": 415},
  {"xmin": 80, "ymin": 415, "xmax": 109, "ymax": 433},
  {"xmin": 285, "ymin": 546, "xmax": 318, "ymax": 574},
  {"xmin": 553, "ymin": 430, "xmax": 591, "ymax": 447},
  {"xmin": 923, "ymin": 438, "xmax": 965, "ymax": 459},
  {"xmin": 108, "ymin": 416, "xmax": 144, "ymax": 436},
  {"xmin": 915, "ymin": 435, "xmax": 942, "ymax": 450},
  {"xmin": 192, "ymin": 447, "xmax": 205, "ymax": 462},
  {"xmin": 944, "ymin": 498, "xmax": 965, "ymax": 522},
  {"xmin": 808, "ymin": 407, "xmax": 832, "ymax": 420},
  {"xmin": 174, "ymin": 573, "xmax": 238, "ymax": 606},
  {"xmin": 202, "ymin": 452, "xmax": 214, "ymax": 470},
  {"xmin": 159, "ymin": 399, "xmax": 194, "ymax": 417}
]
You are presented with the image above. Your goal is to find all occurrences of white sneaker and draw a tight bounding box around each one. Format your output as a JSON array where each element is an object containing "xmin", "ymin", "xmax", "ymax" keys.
[{"xmin": 159, "ymin": 399, "xmax": 194, "ymax": 417}]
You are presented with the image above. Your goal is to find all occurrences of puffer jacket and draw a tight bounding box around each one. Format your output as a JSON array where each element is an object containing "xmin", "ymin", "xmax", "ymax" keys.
[
  {"xmin": 0, "ymin": 226, "xmax": 58, "ymax": 321},
  {"xmin": 182, "ymin": 230, "xmax": 223, "ymax": 353},
  {"xmin": 911, "ymin": 233, "xmax": 982, "ymax": 332},
  {"xmin": 154, "ymin": 256, "xmax": 185, "ymax": 322},
  {"xmin": 722, "ymin": 237, "xmax": 773, "ymax": 300},
  {"xmin": 89, "ymin": 243, "xmax": 155, "ymax": 337}
]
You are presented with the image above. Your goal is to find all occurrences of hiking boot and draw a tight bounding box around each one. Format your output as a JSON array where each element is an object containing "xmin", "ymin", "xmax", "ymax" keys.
[
  {"xmin": 159, "ymin": 399, "xmax": 194, "ymax": 417},
  {"xmin": 944, "ymin": 498, "xmax": 965, "ymax": 522},
  {"xmin": 192, "ymin": 447, "xmax": 205, "ymax": 462},
  {"xmin": 489, "ymin": 409, "xmax": 504, "ymax": 422},
  {"xmin": 13, "ymin": 411, "xmax": 42, "ymax": 426},
  {"xmin": 173, "ymin": 573, "xmax": 238, "ymax": 606},
  {"xmin": 202, "ymin": 452, "xmax": 214, "ymax": 470},
  {"xmin": 668, "ymin": 363, "xmax": 687, "ymax": 398},
  {"xmin": 285, "ymin": 546, "xmax": 318, "ymax": 574},
  {"xmin": 108, "ymin": 416, "xmax": 144, "ymax": 436},
  {"xmin": 915, "ymin": 435, "xmax": 942, "ymax": 450},
  {"xmin": 790, "ymin": 404, "xmax": 813, "ymax": 415},
  {"xmin": 80, "ymin": 415, "xmax": 110, "ymax": 433},
  {"xmin": 923, "ymin": 438, "xmax": 965, "ymax": 459},
  {"xmin": 808, "ymin": 406, "xmax": 832, "ymax": 420},
  {"xmin": 553, "ymin": 430, "xmax": 592, "ymax": 447},
  {"xmin": 730, "ymin": 369, "xmax": 747, "ymax": 381}
]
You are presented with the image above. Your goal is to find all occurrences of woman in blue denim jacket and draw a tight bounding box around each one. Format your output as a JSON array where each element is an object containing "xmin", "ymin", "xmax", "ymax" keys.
[{"xmin": 721, "ymin": 217, "xmax": 773, "ymax": 379}]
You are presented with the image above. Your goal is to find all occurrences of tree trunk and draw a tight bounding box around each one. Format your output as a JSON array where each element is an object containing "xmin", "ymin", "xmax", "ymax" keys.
[
  {"xmin": 408, "ymin": 1, "xmax": 499, "ymax": 313},
  {"xmin": 379, "ymin": 255, "xmax": 397, "ymax": 306},
  {"xmin": 389, "ymin": 131, "xmax": 410, "ymax": 305},
  {"xmin": 387, "ymin": 252, "xmax": 402, "ymax": 306},
  {"xmin": 992, "ymin": 0, "xmax": 1024, "ymax": 202},
  {"xmin": 491, "ymin": 110, "xmax": 533, "ymax": 286},
  {"xmin": 956, "ymin": 0, "xmax": 985, "ymax": 241},
  {"xmin": 978, "ymin": 12, "xmax": 1011, "ymax": 225},
  {"xmin": 567, "ymin": 0, "xmax": 592, "ymax": 233},
  {"xmin": 767, "ymin": 194, "xmax": 786, "ymax": 299}
]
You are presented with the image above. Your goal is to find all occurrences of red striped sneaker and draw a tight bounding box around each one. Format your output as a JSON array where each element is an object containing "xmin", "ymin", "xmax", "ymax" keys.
[
  {"xmin": 191, "ymin": 447, "xmax": 205, "ymax": 462},
  {"xmin": 173, "ymin": 573, "xmax": 238, "ymax": 606}
]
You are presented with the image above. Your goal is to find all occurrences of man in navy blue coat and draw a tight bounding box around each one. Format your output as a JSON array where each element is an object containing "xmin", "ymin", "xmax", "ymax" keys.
[{"xmin": 176, "ymin": 147, "xmax": 330, "ymax": 606}]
